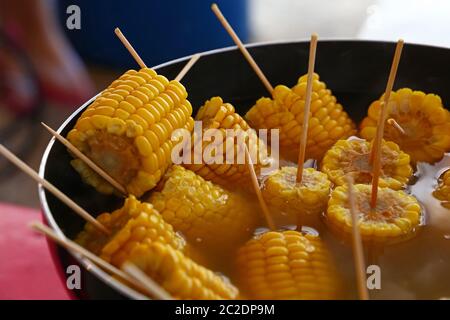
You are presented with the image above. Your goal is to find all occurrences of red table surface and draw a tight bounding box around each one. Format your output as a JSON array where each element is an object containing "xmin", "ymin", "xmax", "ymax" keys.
[{"xmin": 0, "ymin": 203, "xmax": 72, "ymax": 300}]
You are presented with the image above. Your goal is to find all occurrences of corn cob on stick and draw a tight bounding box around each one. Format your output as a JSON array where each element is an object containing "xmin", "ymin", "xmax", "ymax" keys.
[
  {"xmin": 127, "ymin": 241, "xmax": 239, "ymax": 299},
  {"xmin": 246, "ymin": 73, "xmax": 356, "ymax": 161},
  {"xmin": 75, "ymin": 195, "xmax": 185, "ymax": 256},
  {"xmin": 360, "ymin": 88, "xmax": 450, "ymax": 164},
  {"xmin": 433, "ymin": 170, "xmax": 450, "ymax": 209},
  {"xmin": 321, "ymin": 139, "xmax": 413, "ymax": 190},
  {"xmin": 236, "ymin": 230, "xmax": 340, "ymax": 299},
  {"xmin": 149, "ymin": 165, "xmax": 260, "ymax": 251},
  {"xmin": 326, "ymin": 184, "xmax": 422, "ymax": 244},
  {"xmin": 261, "ymin": 167, "xmax": 331, "ymax": 228},
  {"xmin": 184, "ymin": 96, "xmax": 271, "ymax": 188},
  {"xmin": 67, "ymin": 68, "xmax": 194, "ymax": 196}
]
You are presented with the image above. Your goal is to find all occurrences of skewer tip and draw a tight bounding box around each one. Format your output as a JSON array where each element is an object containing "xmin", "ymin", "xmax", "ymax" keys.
[{"xmin": 211, "ymin": 3, "xmax": 218, "ymax": 10}]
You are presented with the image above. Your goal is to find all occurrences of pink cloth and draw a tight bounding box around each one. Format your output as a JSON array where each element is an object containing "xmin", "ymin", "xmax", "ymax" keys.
[{"xmin": 0, "ymin": 203, "xmax": 72, "ymax": 299}]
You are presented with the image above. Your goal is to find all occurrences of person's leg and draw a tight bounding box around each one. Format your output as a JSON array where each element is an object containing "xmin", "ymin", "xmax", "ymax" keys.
[{"xmin": 0, "ymin": 0, "xmax": 95, "ymax": 108}]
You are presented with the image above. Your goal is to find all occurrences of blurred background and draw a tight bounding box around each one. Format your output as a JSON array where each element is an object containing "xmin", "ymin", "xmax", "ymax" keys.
[{"xmin": 0, "ymin": 0, "xmax": 450, "ymax": 207}]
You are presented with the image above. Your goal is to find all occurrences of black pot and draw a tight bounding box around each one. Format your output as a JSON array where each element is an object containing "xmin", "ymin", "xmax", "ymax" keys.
[{"xmin": 39, "ymin": 40, "xmax": 450, "ymax": 299}]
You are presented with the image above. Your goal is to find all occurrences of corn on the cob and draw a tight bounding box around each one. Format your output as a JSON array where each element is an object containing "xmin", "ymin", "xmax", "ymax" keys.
[
  {"xmin": 321, "ymin": 139, "xmax": 412, "ymax": 190},
  {"xmin": 360, "ymin": 88, "xmax": 450, "ymax": 164},
  {"xmin": 326, "ymin": 184, "xmax": 422, "ymax": 244},
  {"xmin": 184, "ymin": 96, "xmax": 271, "ymax": 188},
  {"xmin": 67, "ymin": 68, "xmax": 194, "ymax": 196},
  {"xmin": 236, "ymin": 230, "xmax": 340, "ymax": 299},
  {"xmin": 433, "ymin": 170, "xmax": 450, "ymax": 209},
  {"xmin": 261, "ymin": 167, "xmax": 331, "ymax": 228},
  {"xmin": 149, "ymin": 165, "xmax": 260, "ymax": 251},
  {"xmin": 246, "ymin": 73, "xmax": 356, "ymax": 161},
  {"xmin": 75, "ymin": 195, "xmax": 185, "ymax": 257},
  {"xmin": 128, "ymin": 241, "xmax": 239, "ymax": 299}
]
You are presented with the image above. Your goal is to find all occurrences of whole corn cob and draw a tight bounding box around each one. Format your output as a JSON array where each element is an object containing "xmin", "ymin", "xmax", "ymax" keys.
[
  {"xmin": 261, "ymin": 167, "xmax": 331, "ymax": 228},
  {"xmin": 67, "ymin": 68, "xmax": 194, "ymax": 196},
  {"xmin": 246, "ymin": 73, "xmax": 356, "ymax": 161},
  {"xmin": 236, "ymin": 230, "xmax": 340, "ymax": 299},
  {"xmin": 360, "ymin": 88, "xmax": 450, "ymax": 163},
  {"xmin": 321, "ymin": 139, "xmax": 413, "ymax": 190},
  {"xmin": 128, "ymin": 241, "xmax": 239, "ymax": 299},
  {"xmin": 75, "ymin": 195, "xmax": 185, "ymax": 257},
  {"xmin": 326, "ymin": 184, "xmax": 422, "ymax": 244},
  {"xmin": 433, "ymin": 170, "xmax": 450, "ymax": 209},
  {"xmin": 149, "ymin": 165, "xmax": 260, "ymax": 251},
  {"xmin": 185, "ymin": 96, "xmax": 271, "ymax": 188}
]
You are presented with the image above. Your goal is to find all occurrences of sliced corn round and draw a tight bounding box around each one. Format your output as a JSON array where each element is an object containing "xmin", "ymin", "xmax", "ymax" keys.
[
  {"xmin": 261, "ymin": 167, "xmax": 331, "ymax": 227},
  {"xmin": 246, "ymin": 73, "xmax": 356, "ymax": 161},
  {"xmin": 149, "ymin": 165, "xmax": 260, "ymax": 251},
  {"xmin": 326, "ymin": 184, "xmax": 422, "ymax": 244},
  {"xmin": 236, "ymin": 230, "xmax": 340, "ymax": 299},
  {"xmin": 321, "ymin": 139, "xmax": 413, "ymax": 190},
  {"xmin": 360, "ymin": 88, "xmax": 450, "ymax": 163},
  {"xmin": 67, "ymin": 68, "xmax": 194, "ymax": 196},
  {"xmin": 433, "ymin": 170, "xmax": 450, "ymax": 209}
]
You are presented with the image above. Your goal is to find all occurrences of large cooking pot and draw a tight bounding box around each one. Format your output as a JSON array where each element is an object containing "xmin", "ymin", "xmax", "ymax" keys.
[{"xmin": 39, "ymin": 40, "xmax": 450, "ymax": 299}]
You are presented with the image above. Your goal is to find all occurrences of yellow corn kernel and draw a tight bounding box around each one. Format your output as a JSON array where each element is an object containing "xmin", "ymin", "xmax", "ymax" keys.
[
  {"xmin": 67, "ymin": 68, "xmax": 194, "ymax": 196},
  {"xmin": 326, "ymin": 184, "xmax": 422, "ymax": 244},
  {"xmin": 246, "ymin": 73, "xmax": 356, "ymax": 161},
  {"xmin": 127, "ymin": 242, "xmax": 239, "ymax": 299},
  {"xmin": 184, "ymin": 96, "xmax": 272, "ymax": 189},
  {"xmin": 261, "ymin": 167, "xmax": 331, "ymax": 228},
  {"xmin": 149, "ymin": 165, "xmax": 260, "ymax": 251},
  {"xmin": 360, "ymin": 88, "xmax": 450, "ymax": 163},
  {"xmin": 433, "ymin": 170, "xmax": 450, "ymax": 209},
  {"xmin": 321, "ymin": 139, "xmax": 413, "ymax": 190},
  {"xmin": 236, "ymin": 230, "xmax": 340, "ymax": 299},
  {"xmin": 75, "ymin": 195, "xmax": 184, "ymax": 256}
]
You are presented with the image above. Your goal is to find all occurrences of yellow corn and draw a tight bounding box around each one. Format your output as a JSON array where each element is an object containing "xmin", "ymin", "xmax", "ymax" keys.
[
  {"xmin": 184, "ymin": 96, "xmax": 271, "ymax": 188},
  {"xmin": 326, "ymin": 184, "xmax": 422, "ymax": 244},
  {"xmin": 360, "ymin": 88, "xmax": 450, "ymax": 163},
  {"xmin": 246, "ymin": 73, "xmax": 356, "ymax": 161},
  {"xmin": 433, "ymin": 170, "xmax": 450, "ymax": 209},
  {"xmin": 128, "ymin": 241, "xmax": 239, "ymax": 299},
  {"xmin": 236, "ymin": 230, "xmax": 340, "ymax": 299},
  {"xmin": 67, "ymin": 68, "xmax": 194, "ymax": 196},
  {"xmin": 321, "ymin": 139, "xmax": 413, "ymax": 190},
  {"xmin": 149, "ymin": 165, "xmax": 260, "ymax": 251},
  {"xmin": 261, "ymin": 167, "xmax": 331, "ymax": 228},
  {"xmin": 75, "ymin": 195, "xmax": 185, "ymax": 257}
]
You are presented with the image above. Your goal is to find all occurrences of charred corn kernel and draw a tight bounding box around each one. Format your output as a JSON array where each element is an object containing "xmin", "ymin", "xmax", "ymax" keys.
[
  {"xmin": 360, "ymin": 88, "xmax": 450, "ymax": 163},
  {"xmin": 236, "ymin": 230, "xmax": 340, "ymax": 299},
  {"xmin": 127, "ymin": 242, "xmax": 239, "ymax": 299},
  {"xmin": 433, "ymin": 170, "xmax": 450, "ymax": 209},
  {"xmin": 75, "ymin": 195, "xmax": 184, "ymax": 256},
  {"xmin": 261, "ymin": 167, "xmax": 331, "ymax": 228},
  {"xmin": 321, "ymin": 139, "xmax": 413, "ymax": 190},
  {"xmin": 67, "ymin": 68, "xmax": 194, "ymax": 196},
  {"xmin": 246, "ymin": 73, "xmax": 356, "ymax": 161},
  {"xmin": 326, "ymin": 184, "xmax": 422, "ymax": 244},
  {"xmin": 149, "ymin": 165, "xmax": 260, "ymax": 251},
  {"xmin": 184, "ymin": 96, "xmax": 272, "ymax": 188}
]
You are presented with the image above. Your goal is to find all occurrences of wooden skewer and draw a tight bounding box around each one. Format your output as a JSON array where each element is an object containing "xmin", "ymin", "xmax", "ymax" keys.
[
  {"xmin": 122, "ymin": 262, "xmax": 173, "ymax": 300},
  {"xmin": 175, "ymin": 54, "xmax": 201, "ymax": 82},
  {"xmin": 114, "ymin": 27, "xmax": 147, "ymax": 68},
  {"xmin": 30, "ymin": 222, "xmax": 165, "ymax": 300},
  {"xmin": 371, "ymin": 39, "xmax": 404, "ymax": 208},
  {"xmin": 296, "ymin": 33, "xmax": 318, "ymax": 184},
  {"xmin": 211, "ymin": 3, "xmax": 274, "ymax": 94},
  {"xmin": 346, "ymin": 176, "xmax": 369, "ymax": 300},
  {"xmin": 41, "ymin": 123, "xmax": 128, "ymax": 196},
  {"xmin": 0, "ymin": 144, "xmax": 109, "ymax": 234},
  {"xmin": 244, "ymin": 145, "xmax": 276, "ymax": 230},
  {"xmin": 387, "ymin": 118, "xmax": 406, "ymax": 135}
]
